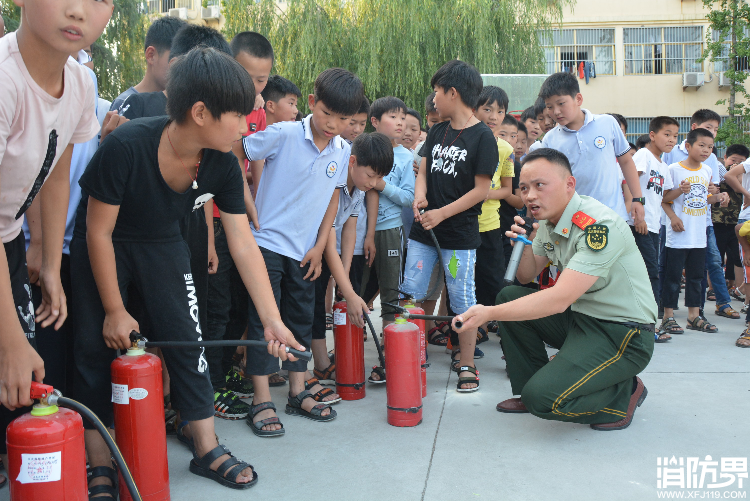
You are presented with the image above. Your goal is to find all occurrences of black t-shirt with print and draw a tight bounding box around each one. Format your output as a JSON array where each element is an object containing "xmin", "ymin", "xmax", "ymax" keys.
[
  {"xmin": 77, "ymin": 116, "xmax": 245, "ymax": 242},
  {"xmin": 411, "ymin": 120, "xmax": 498, "ymax": 249},
  {"xmin": 119, "ymin": 91, "xmax": 167, "ymax": 119}
]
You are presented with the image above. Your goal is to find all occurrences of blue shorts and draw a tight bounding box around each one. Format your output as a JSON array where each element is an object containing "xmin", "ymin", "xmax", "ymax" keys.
[{"xmin": 401, "ymin": 239, "xmax": 477, "ymax": 314}]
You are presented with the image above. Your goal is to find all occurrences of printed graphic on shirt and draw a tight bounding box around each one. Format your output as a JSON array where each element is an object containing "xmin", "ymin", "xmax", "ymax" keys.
[
  {"xmin": 326, "ymin": 161, "xmax": 338, "ymax": 178},
  {"xmin": 646, "ymin": 169, "xmax": 666, "ymax": 195},
  {"xmin": 594, "ymin": 136, "xmax": 606, "ymax": 149},
  {"xmin": 431, "ymin": 145, "xmax": 468, "ymax": 178},
  {"xmin": 185, "ymin": 273, "xmax": 208, "ymax": 373},
  {"xmin": 448, "ymin": 250, "xmax": 460, "ymax": 279},
  {"xmin": 17, "ymin": 283, "xmax": 35, "ymax": 339},
  {"xmin": 683, "ymin": 176, "xmax": 708, "ymax": 217},
  {"xmin": 15, "ymin": 130, "xmax": 58, "ymax": 220},
  {"xmin": 192, "ymin": 193, "xmax": 214, "ymax": 212}
]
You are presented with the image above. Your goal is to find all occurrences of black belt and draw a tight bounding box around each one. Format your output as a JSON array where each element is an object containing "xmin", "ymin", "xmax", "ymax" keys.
[{"xmin": 601, "ymin": 319, "xmax": 654, "ymax": 332}]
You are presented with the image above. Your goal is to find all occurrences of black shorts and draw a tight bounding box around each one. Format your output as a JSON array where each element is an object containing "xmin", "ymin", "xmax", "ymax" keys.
[
  {"xmin": 0, "ymin": 233, "xmax": 36, "ymax": 453},
  {"xmin": 70, "ymin": 236, "xmax": 214, "ymax": 428},
  {"xmin": 246, "ymin": 248, "xmax": 315, "ymax": 374},
  {"xmin": 476, "ymin": 228, "xmax": 506, "ymax": 307}
]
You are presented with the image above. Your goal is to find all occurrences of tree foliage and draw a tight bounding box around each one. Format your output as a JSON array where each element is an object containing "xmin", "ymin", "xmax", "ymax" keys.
[
  {"xmin": 222, "ymin": 0, "xmax": 570, "ymax": 112},
  {"xmin": 702, "ymin": 0, "xmax": 750, "ymax": 147},
  {"xmin": 0, "ymin": 0, "xmax": 20, "ymax": 33}
]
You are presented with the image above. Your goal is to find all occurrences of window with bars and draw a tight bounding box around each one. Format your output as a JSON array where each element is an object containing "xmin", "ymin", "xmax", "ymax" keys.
[
  {"xmin": 539, "ymin": 29, "xmax": 615, "ymax": 76},
  {"xmin": 711, "ymin": 27, "xmax": 750, "ymax": 73},
  {"xmin": 624, "ymin": 26, "xmax": 703, "ymax": 75}
]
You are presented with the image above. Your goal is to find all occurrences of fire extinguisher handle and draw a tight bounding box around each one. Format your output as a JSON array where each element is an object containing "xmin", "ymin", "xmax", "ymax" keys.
[{"xmin": 286, "ymin": 347, "xmax": 312, "ymax": 362}]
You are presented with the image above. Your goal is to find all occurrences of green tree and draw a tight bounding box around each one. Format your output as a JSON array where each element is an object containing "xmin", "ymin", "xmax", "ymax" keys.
[
  {"xmin": 0, "ymin": 0, "xmax": 21, "ymax": 33},
  {"xmin": 222, "ymin": 0, "xmax": 570, "ymax": 113},
  {"xmin": 702, "ymin": 0, "xmax": 750, "ymax": 147}
]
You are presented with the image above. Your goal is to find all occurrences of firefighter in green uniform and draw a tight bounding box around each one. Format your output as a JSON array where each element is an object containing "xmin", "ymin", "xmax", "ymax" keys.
[{"xmin": 454, "ymin": 148, "xmax": 656, "ymax": 431}]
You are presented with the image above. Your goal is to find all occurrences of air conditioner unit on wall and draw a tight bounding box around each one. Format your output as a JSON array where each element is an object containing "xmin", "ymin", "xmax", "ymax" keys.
[
  {"xmin": 201, "ymin": 6, "xmax": 220, "ymax": 20},
  {"xmin": 682, "ymin": 72, "xmax": 705, "ymax": 90},
  {"xmin": 168, "ymin": 7, "xmax": 187, "ymax": 19},
  {"xmin": 718, "ymin": 72, "xmax": 733, "ymax": 89}
]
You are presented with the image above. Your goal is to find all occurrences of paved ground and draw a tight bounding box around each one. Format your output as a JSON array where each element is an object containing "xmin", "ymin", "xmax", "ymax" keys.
[{"xmin": 2, "ymin": 294, "xmax": 749, "ymax": 500}]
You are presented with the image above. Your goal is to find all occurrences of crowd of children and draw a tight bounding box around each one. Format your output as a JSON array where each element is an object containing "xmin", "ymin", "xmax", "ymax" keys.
[{"xmin": 1, "ymin": 1, "xmax": 749, "ymax": 494}]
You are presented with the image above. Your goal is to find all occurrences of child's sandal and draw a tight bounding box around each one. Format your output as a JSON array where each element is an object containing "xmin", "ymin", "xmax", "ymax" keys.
[
  {"xmin": 686, "ymin": 316, "xmax": 718, "ymax": 333},
  {"xmin": 716, "ymin": 304, "xmax": 740, "ymax": 319},
  {"xmin": 660, "ymin": 317, "xmax": 684, "ymax": 335},
  {"xmin": 368, "ymin": 366, "xmax": 386, "ymax": 384},
  {"xmin": 736, "ymin": 328, "xmax": 750, "ymax": 348},
  {"xmin": 456, "ymin": 366, "xmax": 480, "ymax": 393},
  {"xmin": 427, "ymin": 322, "xmax": 449, "ymax": 346},
  {"xmin": 325, "ymin": 313, "xmax": 333, "ymax": 330},
  {"xmin": 285, "ymin": 390, "xmax": 336, "ymax": 422},
  {"xmin": 304, "ymin": 377, "xmax": 341, "ymax": 405},
  {"xmin": 313, "ymin": 363, "xmax": 336, "ymax": 384}
]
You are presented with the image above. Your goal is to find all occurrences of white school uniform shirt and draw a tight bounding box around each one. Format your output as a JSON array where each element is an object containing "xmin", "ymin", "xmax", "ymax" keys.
[
  {"xmin": 665, "ymin": 162, "xmax": 712, "ymax": 249},
  {"xmin": 736, "ymin": 159, "xmax": 750, "ymax": 221},
  {"xmin": 541, "ymin": 109, "xmax": 631, "ymax": 221},
  {"xmin": 242, "ymin": 114, "xmax": 349, "ymax": 261},
  {"xmin": 627, "ymin": 148, "xmax": 673, "ymax": 233},
  {"xmin": 662, "ymin": 140, "xmax": 720, "ymax": 227}
]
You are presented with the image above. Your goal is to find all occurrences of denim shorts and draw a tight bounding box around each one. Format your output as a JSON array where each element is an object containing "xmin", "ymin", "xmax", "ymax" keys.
[{"xmin": 401, "ymin": 239, "xmax": 477, "ymax": 314}]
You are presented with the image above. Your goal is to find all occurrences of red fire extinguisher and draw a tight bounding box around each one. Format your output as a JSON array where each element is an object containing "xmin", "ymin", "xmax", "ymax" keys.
[
  {"xmin": 6, "ymin": 383, "xmax": 88, "ymax": 500},
  {"xmin": 332, "ymin": 300, "xmax": 366, "ymax": 400},
  {"xmin": 403, "ymin": 301, "xmax": 427, "ymax": 398},
  {"xmin": 384, "ymin": 317, "xmax": 422, "ymax": 427},
  {"xmin": 111, "ymin": 346, "xmax": 169, "ymax": 501}
]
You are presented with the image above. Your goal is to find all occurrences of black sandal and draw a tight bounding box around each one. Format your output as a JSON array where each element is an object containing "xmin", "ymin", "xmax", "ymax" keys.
[
  {"xmin": 313, "ymin": 363, "xmax": 336, "ymax": 384},
  {"xmin": 305, "ymin": 377, "xmax": 342, "ymax": 405},
  {"xmin": 189, "ymin": 444, "xmax": 257, "ymax": 490},
  {"xmin": 246, "ymin": 401, "xmax": 285, "ymax": 438},
  {"xmin": 456, "ymin": 366, "xmax": 480, "ymax": 393},
  {"xmin": 325, "ymin": 313, "xmax": 333, "ymax": 331},
  {"xmin": 427, "ymin": 322, "xmax": 449, "ymax": 346},
  {"xmin": 476, "ymin": 327, "xmax": 489, "ymax": 344},
  {"xmin": 268, "ymin": 372, "xmax": 287, "ymax": 387},
  {"xmin": 285, "ymin": 390, "xmax": 337, "ymax": 421},
  {"xmin": 177, "ymin": 420, "xmax": 195, "ymax": 452},
  {"xmin": 659, "ymin": 317, "xmax": 684, "ymax": 335},
  {"xmin": 87, "ymin": 465, "xmax": 118, "ymax": 499},
  {"xmin": 686, "ymin": 316, "xmax": 718, "ymax": 333},
  {"xmin": 368, "ymin": 365, "xmax": 386, "ymax": 384}
]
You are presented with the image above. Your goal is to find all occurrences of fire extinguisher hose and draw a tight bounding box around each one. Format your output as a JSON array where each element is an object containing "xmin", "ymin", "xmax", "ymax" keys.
[
  {"xmin": 413, "ymin": 211, "xmax": 446, "ymax": 304},
  {"xmin": 362, "ymin": 311, "xmax": 386, "ymax": 370},
  {"xmin": 50, "ymin": 396, "xmax": 143, "ymax": 501}
]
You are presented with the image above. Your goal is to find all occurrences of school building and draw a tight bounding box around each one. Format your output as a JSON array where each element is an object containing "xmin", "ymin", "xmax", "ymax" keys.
[{"xmin": 544, "ymin": 0, "xmax": 743, "ymax": 144}]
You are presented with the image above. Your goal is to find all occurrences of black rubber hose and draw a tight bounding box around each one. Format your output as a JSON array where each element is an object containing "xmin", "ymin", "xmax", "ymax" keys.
[
  {"xmin": 54, "ymin": 396, "xmax": 142, "ymax": 501},
  {"xmin": 414, "ymin": 218, "xmax": 446, "ymax": 303},
  {"xmin": 362, "ymin": 311, "xmax": 386, "ymax": 370},
  {"xmin": 140, "ymin": 339, "xmax": 312, "ymax": 362}
]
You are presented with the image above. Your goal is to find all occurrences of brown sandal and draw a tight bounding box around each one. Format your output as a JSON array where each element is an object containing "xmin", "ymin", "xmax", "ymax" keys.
[
  {"xmin": 716, "ymin": 304, "xmax": 740, "ymax": 319},
  {"xmin": 686, "ymin": 316, "xmax": 718, "ymax": 333},
  {"xmin": 736, "ymin": 328, "xmax": 750, "ymax": 348}
]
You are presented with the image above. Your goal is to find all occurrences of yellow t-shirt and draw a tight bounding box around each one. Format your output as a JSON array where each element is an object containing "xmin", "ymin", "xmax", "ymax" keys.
[
  {"xmin": 478, "ymin": 138, "xmax": 515, "ymax": 232},
  {"xmin": 739, "ymin": 220, "xmax": 750, "ymax": 239}
]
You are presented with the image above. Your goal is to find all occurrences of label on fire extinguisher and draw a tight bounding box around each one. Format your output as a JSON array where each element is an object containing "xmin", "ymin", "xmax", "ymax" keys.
[
  {"xmin": 16, "ymin": 451, "xmax": 62, "ymax": 484},
  {"xmin": 128, "ymin": 388, "xmax": 148, "ymax": 400},
  {"xmin": 112, "ymin": 383, "xmax": 128, "ymax": 404},
  {"xmin": 334, "ymin": 310, "xmax": 347, "ymax": 326}
]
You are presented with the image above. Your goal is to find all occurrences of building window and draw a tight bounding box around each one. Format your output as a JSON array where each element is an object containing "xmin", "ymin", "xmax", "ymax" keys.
[
  {"xmin": 712, "ymin": 28, "xmax": 750, "ymax": 73},
  {"xmin": 624, "ymin": 26, "xmax": 703, "ymax": 75},
  {"xmin": 539, "ymin": 29, "xmax": 615, "ymax": 76}
]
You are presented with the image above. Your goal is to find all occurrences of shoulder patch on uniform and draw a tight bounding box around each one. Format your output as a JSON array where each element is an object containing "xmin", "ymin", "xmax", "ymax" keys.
[
  {"xmin": 572, "ymin": 211, "xmax": 596, "ymax": 230},
  {"xmin": 585, "ymin": 224, "xmax": 609, "ymax": 252}
]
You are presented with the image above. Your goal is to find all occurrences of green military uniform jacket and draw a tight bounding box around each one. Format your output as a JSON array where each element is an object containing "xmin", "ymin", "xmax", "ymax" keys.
[{"xmin": 531, "ymin": 192, "xmax": 657, "ymax": 325}]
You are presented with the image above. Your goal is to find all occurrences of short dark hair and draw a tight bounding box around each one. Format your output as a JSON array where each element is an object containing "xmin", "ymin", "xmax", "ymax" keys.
[
  {"xmin": 501, "ymin": 114, "xmax": 518, "ymax": 128},
  {"xmin": 516, "ymin": 121, "xmax": 528, "ymax": 136},
  {"xmin": 425, "ymin": 92, "xmax": 437, "ymax": 114},
  {"xmin": 169, "ymin": 24, "xmax": 231, "ymax": 61},
  {"xmin": 261, "ymin": 75, "xmax": 301, "ymax": 103},
  {"xmin": 357, "ymin": 96, "xmax": 371, "ymax": 116},
  {"xmin": 691, "ymin": 109, "xmax": 721, "ymax": 126},
  {"xmin": 406, "ymin": 108, "xmax": 422, "ymax": 124},
  {"xmin": 608, "ymin": 113, "xmax": 627, "ymax": 133},
  {"xmin": 520, "ymin": 106, "xmax": 538, "ymax": 123},
  {"xmin": 313, "ymin": 68, "xmax": 364, "ymax": 116},
  {"xmin": 477, "ymin": 85, "xmax": 509, "ymax": 112},
  {"xmin": 538, "ymin": 72, "xmax": 579, "ymax": 100},
  {"xmin": 144, "ymin": 16, "xmax": 185, "ymax": 54},
  {"xmin": 370, "ymin": 96, "xmax": 407, "ymax": 121},
  {"xmin": 686, "ymin": 127, "xmax": 714, "ymax": 146},
  {"xmin": 167, "ymin": 47, "xmax": 254, "ymax": 124},
  {"xmin": 230, "ymin": 31, "xmax": 274, "ymax": 62},
  {"xmin": 351, "ymin": 132, "xmax": 394, "ymax": 177},
  {"xmin": 726, "ymin": 144, "xmax": 750, "ymax": 159},
  {"xmin": 521, "ymin": 147, "xmax": 572, "ymax": 174},
  {"xmin": 649, "ymin": 116, "xmax": 680, "ymax": 133},
  {"xmin": 635, "ymin": 134, "xmax": 651, "ymax": 150},
  {"xmin": 430, "ymin": 59, "xmax": 483, "ymax": 109}
]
